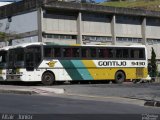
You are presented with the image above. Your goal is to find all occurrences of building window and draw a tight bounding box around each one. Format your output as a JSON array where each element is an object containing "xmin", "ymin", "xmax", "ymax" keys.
[
  {"xmin": 43, "ymin": 33, "xmax": 77, "ymax": 40},
  {"xmin": 82, "ymin": 13, "xmax": 111, "ymax": 22},
  {"xmin": 116, "ymin": 15, "xmax": 142, "ymax": 25},
  {"xmin": 117, "ymin": 37, "xmax": 142, "ymax": 43},
  {"xmin": 147, "ymin": 18, "xmax": 160, "ymax": 26},
  {"xmin": 147, "ymin": 39, "xmax": 160, "ymax": 44},
  {"xmin": 83, "ymin": 36, "xmax": 112, "ymax": 42}
]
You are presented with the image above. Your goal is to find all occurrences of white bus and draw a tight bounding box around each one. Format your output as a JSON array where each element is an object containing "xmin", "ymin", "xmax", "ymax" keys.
[
  {"xmin": 6, "ymin": 42, "xmax": 148, "ymax": 85},
  {"xmin": 0, "ymin": 46, "xmax": 11, "ymax": 81}
]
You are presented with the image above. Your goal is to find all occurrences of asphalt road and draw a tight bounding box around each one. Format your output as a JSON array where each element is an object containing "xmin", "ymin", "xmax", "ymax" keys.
[
  {"xmin": 0, "ymin": 82, "xmax": 160, "ymax": 120},
  {"xmin": 0, "ymin": 93, "xmax": 159, "ymax": 114},
  {"xmin": 53, "ymin": 82, "xmax": 160, "ymax": 101}
]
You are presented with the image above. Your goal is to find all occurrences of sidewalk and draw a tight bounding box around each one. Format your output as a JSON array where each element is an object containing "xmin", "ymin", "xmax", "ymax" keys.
[{"xmin": 0, "ymin": 85, "xmax": 64, "ymax": 95}]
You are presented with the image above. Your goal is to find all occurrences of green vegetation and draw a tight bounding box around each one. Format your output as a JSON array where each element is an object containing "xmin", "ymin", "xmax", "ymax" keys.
[
  {"xmin": 0, "ymin": 32, "xmax": 19, "ymax": 42},
  {"xmin": 0, "ymin": 32, "xmax": 7, "ymax": 40},
  {"xmin": 101, "ymin": 0, "xmax": 160, "ymax": 11},
  {"xmin": 149, "ymin": 47, "xmax": 158, "ymax": 77}
]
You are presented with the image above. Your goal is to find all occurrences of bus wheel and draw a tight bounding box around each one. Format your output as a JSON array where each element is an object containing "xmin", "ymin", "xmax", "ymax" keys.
[
  {"xmin": 115, "ymin": 71, "xmax": 125, "ymax": 84},
  {"xmin": 42, "ymin": 72, "xmax": 55, "ymax": 85}
]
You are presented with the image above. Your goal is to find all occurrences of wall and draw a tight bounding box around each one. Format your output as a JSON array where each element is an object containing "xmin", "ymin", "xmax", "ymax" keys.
[
  {"xmin": 0, "ymin": 11, "xmax": 38, "ymax": 34},
  {"xmin": 82, "ymin": 13, "xmax": 111, "ymax": 36},
  {"xmin": 12, "ymin": 36, "xmax": 38, "ymax": 46},
  {"xmin": 43, "ymin": 13, "xmax": 77, "ymax": 35},
  {"xmin": 0, "ymin": 11, "xmax": 38, "ymax": 47}
]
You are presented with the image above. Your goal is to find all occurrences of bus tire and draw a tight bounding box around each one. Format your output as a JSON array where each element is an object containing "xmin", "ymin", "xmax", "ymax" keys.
[
  {"xmin": 115, "ymin": 71, "xmax": 125, "ymax": 84},
  {"xmin": 42, "ymin": 72, "xmax": 55, "ymax": 85}
]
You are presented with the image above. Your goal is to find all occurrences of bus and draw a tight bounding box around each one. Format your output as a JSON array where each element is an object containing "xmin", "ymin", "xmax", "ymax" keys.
[
  {"xmin": 6, "ymin": 42, "xmax": 148, "ymax": 85},
  {"xmin": 0, "ymin": 46, "xmax": 11, "ymax": 81}
]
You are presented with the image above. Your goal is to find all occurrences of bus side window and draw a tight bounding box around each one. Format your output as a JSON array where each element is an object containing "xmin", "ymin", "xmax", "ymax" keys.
[
  {"xmin": 123, "ymin": 49, "xmax": 129, "ymax": 58},
  {"xmin": 82, "ymin": 48, "xmax": 89, "ymax": 58},
  {"xmin": 131, "ymin": 49, "xmax": 140, "ymax": 59},
  {"xmin": 99, "ymin": 48, "xmax": 109, "ymax": 58},
  {"xmin": 99, "ymin": 49, "xmax": 104, "ymax": 58},
  {"xmin": 131, "ymin": 49, "xmax": 136, "ymax": 59},
  {"xmin": 72, "ymin": 48, "xmax": 80, "ymax": 58},
  {"xmin": 104, "ymin": 49, "xmax": 109, "ymax": 58},
  {"xmin": 116, "ymin": 49, "xmax": 129, "ymax": 59},
  {"xmin": 139, "ymin": 49, "xmax": 145, "ymax": 59},
  {"xmin": 116, "ymin": 49, "xmax": 123, "ymax": 58},
  {"xmin": 44, "ymin": 48, "xmax": 53, "ymax": 58},
  {"xmin": 109, "ymin": 49, "xmax": 115, "ymax": 58},
  {"xmin": 63, "ymin": 48, "xmax": 72, "ymax": 57},
  {"xmin": 54, "ymin": 48, "xmax": 61, "ymax": 57},
  {"xmin": 90, "ymin": 48, "xmax": 97, "ymax": 58}
]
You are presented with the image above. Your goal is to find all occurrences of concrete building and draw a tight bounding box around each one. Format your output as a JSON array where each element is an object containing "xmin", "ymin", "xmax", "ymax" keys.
[{"xmin": 0, "ymin": 0, "xmax": 160, "ymax": 70}]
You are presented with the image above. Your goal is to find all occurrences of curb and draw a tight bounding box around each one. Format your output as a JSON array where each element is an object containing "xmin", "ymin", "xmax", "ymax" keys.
[
  {"xmin": 0, "ymin": 89, "xmax": 37, "ymax": 95},
  {"xmin": 32, "ymin": 87, "xmax": 65, "ymax": 94},
  {"xmin": 0, "ymin": 87, "xmax": 65, "ymax": 95}
]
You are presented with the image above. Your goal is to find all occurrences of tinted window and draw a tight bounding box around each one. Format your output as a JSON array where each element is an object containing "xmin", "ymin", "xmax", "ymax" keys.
[
  {"xmin": 15, "ymin": 48, "xmax": 24, "ymax": 62},
  {"xmin": 116, "ymin": 49, "xmax": 129, "ymax": 59},
  {"xmin": 98, "ymin": 48, "xmax": 109, "ymax": 58},
  {"xmin": 130, "ymin": 48, "xmax": 145, "ymax": 59},
  {"xmin": 82, "ymin": 48, "xmax": 90, "ymax": 58},
  {"xmin": 72, "ymin": 48, "xmax": 80, "ymax": 57},
  {"xmin": 63, "ymin": 47, "xmax": 80, "ymax": 58},
  {"xmin": 25, "ymin": 46, "xmax": 42, "ymax": 67},
  {"xmin": 90, "ymin": 48, "xmax": 97, "ymax": 58},
  {"xmin": 44, "ymin": 47, "xmax": 61, "ymax": 58},
  {"xmin": 54, "ymin": 48, "xmax": 61, "ymax": 57},
  {"xmin": 63, "ymin": 48, "xmax": 72, "ymax": 57}
]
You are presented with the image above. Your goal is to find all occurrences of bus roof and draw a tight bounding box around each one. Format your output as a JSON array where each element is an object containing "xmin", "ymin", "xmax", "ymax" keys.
[
  {"xmin": 11, "ymin": 42, "xmax": 46, "ymax": 49},
  {"xmin": 0, "ymin": 46, "xmax": 12, "ymax": 51},
  {"xmin": 7, "ymin": 42, "xmax": 146, "ymax": 49},
  {"xmin": 45, "ymin": 42, "xmax": 146, "ymax": 48}
]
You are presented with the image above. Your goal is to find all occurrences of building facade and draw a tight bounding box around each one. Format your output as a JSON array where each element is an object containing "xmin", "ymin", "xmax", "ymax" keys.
[{"xmin": 0, "ymin": 0, "xmax": 160, "ymax": 70}]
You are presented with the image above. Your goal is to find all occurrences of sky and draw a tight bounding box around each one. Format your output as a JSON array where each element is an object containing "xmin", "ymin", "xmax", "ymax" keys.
[{"xmin": 95, "ymin": 0, "xmax": 105, "ymax": 2}]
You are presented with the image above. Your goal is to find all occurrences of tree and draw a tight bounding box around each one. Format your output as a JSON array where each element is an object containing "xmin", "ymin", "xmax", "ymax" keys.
[
  {"xmin": 0, "ymin": 32, "xmax": 7, "ymax": 40},
  {"xmin": 0, "ymin": 32, "xmax": 19, "ymax": 46},
  {"xmin": 150, "ymin": 47, "xmax": 157, "ymax": 77}
]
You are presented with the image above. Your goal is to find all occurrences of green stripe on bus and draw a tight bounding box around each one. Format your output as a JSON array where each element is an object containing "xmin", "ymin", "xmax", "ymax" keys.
[
  {"xmin": 59, "ymin": 60, "xmax": 83, "ymax": 80},
  {"xmin": 71, "ymin": 60, "xmax": 93, "ymax": 80}
]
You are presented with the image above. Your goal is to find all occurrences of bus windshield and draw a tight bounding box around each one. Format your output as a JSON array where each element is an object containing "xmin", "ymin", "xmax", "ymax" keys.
[{"xmin": 0, "ymin": 51, "xmax": 7, "ymax": 68}]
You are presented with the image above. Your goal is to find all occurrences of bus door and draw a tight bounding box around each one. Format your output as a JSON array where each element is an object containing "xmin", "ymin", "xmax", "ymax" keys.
[{"xmin": 25, "ymin": 46, "xmax": 42, "ymax": 81}]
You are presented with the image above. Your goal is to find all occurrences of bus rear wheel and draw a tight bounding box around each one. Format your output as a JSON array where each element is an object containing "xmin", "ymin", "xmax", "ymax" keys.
[
  {"xmin": 42, "ymin": 72, "xmax": 55, "ymax": 85},
  {"xmin": 115, "ymin": 71, "xmax": 125, "ymax": 84}
]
